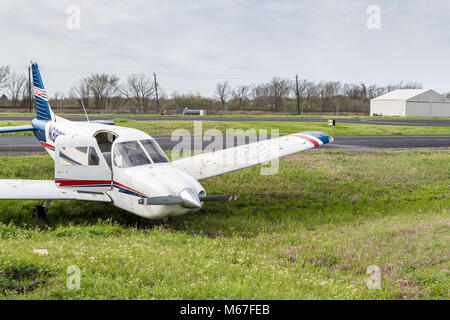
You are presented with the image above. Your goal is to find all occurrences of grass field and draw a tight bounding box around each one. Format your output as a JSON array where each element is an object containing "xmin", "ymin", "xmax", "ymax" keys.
[
  {"xmin": 1, "ymin": 119, "xmax": 450, "ymax": 137},
  {"xmin": 0, "ymin": 150, "xmax": 448, "ymax": 299}
]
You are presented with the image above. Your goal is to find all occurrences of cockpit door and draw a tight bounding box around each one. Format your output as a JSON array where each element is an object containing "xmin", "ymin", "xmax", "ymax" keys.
[{"xmin": 54, "ymin": 135, "xmax": 112, "ymax": 192}]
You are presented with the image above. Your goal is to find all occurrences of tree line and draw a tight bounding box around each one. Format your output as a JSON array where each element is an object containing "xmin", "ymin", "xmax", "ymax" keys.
[{"xmin": 1, "ymin": 65, "xmax": 448, "ymax": 114}]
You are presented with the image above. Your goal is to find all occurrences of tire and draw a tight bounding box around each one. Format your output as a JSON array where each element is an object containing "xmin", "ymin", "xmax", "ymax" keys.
[{"xmin": 32, "ymin": 205, "xmax": 47, "ymax": 220}]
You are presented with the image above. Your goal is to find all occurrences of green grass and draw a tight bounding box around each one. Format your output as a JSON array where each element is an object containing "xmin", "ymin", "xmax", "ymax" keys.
[
  {"xmin": 1, "ymin": 119, "xmax": 449, "ymax": 137},
  {"xmin": 0, "ymin": 151, "xmax": 448, "ymax": 299}
]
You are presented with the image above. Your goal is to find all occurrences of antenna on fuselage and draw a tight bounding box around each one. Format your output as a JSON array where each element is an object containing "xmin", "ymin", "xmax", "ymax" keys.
[{"xmin": 80, "ymin": 99, "xmax": 90, "ymax": 122}]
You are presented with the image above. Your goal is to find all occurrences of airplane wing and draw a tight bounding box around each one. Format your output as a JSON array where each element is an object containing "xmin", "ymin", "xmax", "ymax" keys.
[
  {"xmin": 0, "ymin": 180, "xmax": 111, "ymax": 202},
  {"xmin": 171, "ymin": 131, "xmax": 333, "ymax": 180}
]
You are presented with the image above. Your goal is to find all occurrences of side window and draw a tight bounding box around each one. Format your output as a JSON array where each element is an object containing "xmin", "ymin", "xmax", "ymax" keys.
[{"xmin": 59, "ymin": 147, "xmax": 100, "ymax": 166}]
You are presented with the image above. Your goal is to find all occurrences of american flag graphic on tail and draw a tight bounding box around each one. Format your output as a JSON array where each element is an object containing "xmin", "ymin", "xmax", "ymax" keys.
[{"xmin": 33, "ymin": 86, "xmax": 48, "ymax": 101}]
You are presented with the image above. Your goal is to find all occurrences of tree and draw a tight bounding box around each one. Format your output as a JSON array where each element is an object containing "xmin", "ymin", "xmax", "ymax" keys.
[
  {"xmin": 0, "ymin": 66, "xmax": 10, "ymax": 89},
  {"xmin": 215, "ymin": 81, "xmax": 230, "ymax": 112},
  {"xmin": 293, "ymin": 78, "xmax": 313, "ymax": 114},
  {"xmin": 70, "ymin": 78, "xmax": 91, "ymax": 109},
  {"xmin": 7, "ymin": 72, "xmax": 27, "ymax": 107},
  {"xmin": 87, "ymin": 73, "xmax": 120, "ymax": 109},
  {"xmin": 251, "ymin": 83, "xmax": 269, "ymax": 110},
  {"xmin": 52, "ymin": 92, "xmax": 64, "ymax": 112},
  {"xmin": 232, "ymin": 85, "xmax": 250, "ymax": 110},
  {"xmin": 121, "ymin": 74, "xmax": 155, "ymax": 113},
  {"xmin": 267, "ymin": 77, "xmax": 291, "ymax": 110}
]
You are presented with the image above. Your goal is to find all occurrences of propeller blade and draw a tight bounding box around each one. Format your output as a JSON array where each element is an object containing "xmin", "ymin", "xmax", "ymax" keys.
[
  {"xmin": 141, "ymin": 196, "xmax": 183, "ymax": 205},
  {"xmin": 199, "ymin": 195, "xmax": 237, "ymax": 202}
]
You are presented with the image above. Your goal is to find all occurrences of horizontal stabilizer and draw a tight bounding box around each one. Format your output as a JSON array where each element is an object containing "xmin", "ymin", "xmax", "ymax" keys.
[{"xmin": 0, "ymin": 125, "xmax": 34, "ymax": 133}]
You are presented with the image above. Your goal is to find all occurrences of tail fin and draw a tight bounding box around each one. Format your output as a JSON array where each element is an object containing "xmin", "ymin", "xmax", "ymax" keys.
[{"xmin": 31, "ymin": 63, "xmax": 54, "ymax": 121}]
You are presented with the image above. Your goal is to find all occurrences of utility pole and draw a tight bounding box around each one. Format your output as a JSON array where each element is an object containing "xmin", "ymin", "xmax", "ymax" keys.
[
  {"xmin": 28, "ymin": 66, "xmax": 32, "ymax": 113},
  {"xmin": 153, "ymin": 72, "xmax": 160, "ymax": 113},
  {"xmin": 295, "ymin": 74, "xmax": 300, "ymax": 115}
]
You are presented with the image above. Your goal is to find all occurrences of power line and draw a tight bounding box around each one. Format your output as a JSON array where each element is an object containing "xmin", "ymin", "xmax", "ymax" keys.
[{"xmin": 9, "ymin": 65, "xmax": 296, "ymax": 80}]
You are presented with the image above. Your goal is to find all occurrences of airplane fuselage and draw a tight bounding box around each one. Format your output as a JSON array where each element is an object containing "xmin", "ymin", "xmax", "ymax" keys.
[{"xmin": 32, "ymin": 116, "xmax": 205, "ymax": 219}]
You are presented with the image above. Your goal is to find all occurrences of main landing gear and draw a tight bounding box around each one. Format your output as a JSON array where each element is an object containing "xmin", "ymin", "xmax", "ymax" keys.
[{"xmin": 32, "ymin": 200, "xmax": 51, "ymax": 220}]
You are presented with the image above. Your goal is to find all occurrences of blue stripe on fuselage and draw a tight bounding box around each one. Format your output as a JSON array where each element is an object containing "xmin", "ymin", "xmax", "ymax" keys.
[{"xmin": 31, "ymin": 118, "xmax": 48, "ymax": 143}]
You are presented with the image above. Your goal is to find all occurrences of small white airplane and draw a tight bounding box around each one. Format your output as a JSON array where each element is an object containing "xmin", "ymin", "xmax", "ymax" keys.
[{"xmin": 0, "ymin": 63, "xmax": 333, "ymax": 220}]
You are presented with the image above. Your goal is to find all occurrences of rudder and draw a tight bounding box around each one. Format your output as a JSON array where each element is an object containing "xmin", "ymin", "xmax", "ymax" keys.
[{"xmin": 31, "ymin": 63, "xmax": 54, "ymax": 121}]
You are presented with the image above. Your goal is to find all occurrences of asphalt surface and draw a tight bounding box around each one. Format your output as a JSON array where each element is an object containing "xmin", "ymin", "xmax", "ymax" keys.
[
  {"xmin": 1, "ymin": 115, "xmax": 449, "ymax": 126},
  {"xmin": 0, "ymin": 135, "xmax": 448, "ymax": 154}
]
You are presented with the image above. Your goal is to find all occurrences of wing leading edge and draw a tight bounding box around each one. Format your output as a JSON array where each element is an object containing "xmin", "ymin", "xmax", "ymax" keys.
[
  {"xmin": 171, "ymin": 131, "xmax": 333, "ymax": 180},
  {"xmin": 0, "ymin": 180, "xmax": 111, "ymax": 202}
]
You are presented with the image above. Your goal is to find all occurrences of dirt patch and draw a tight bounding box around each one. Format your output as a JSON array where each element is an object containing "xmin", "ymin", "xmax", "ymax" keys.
[
  {"xmin": 203, "ymin": 230, "xmax": 226, "ymax": 239},
  {"xmin": 283, "ymin": 246, "xmax": 301, "ymax": 263},
  {"xmin": 396, "ymin": 278, "xmax": 426, "ymax": 300},
  {"xmin": 0, "ymin": 261, "xmax": 55, "ymax": 295},
  {"xmin": 307, "ymin": 252, "xmax": 340, "ymax": 268}
]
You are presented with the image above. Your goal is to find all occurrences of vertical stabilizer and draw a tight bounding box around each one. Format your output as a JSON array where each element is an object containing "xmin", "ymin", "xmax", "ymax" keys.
[{"xmin": 31, "ymin": 63, "xmax": 54, "ymax": 121}]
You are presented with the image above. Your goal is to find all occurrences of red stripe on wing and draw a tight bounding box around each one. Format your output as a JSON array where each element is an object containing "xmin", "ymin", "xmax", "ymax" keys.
[
  {"xmin": 55, "ymin": 180, "xmax": 111, "ymax": 187},
  {"xmin": 293, "ymin": 134, "xmax": 319, "ymax": 147}
]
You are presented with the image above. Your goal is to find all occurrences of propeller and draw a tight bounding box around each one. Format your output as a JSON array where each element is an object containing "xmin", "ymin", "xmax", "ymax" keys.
[{"xmin": 139, "ymin": 192, "xmax": 237, "ymax": 208}]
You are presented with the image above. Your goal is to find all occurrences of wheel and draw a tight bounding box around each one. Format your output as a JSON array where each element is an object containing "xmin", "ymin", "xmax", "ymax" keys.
[{"xmin": 32, "ymin": 205, "xmax": 47, "ymax": 220}]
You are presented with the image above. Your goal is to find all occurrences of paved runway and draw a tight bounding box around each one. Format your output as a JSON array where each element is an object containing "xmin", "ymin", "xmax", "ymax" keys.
[
  {"xmin": 0, "ymin": 135, "xmax": 448, "ymax": 154},
  {"xmin": 1, "ymin": 115, "xmax": 449, "ymax": 126}
]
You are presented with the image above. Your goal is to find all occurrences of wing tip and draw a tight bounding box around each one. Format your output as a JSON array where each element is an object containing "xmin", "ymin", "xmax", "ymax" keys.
[{"xmin": 298, "ymin": 131, "xmax": 333, "ymax": 144}]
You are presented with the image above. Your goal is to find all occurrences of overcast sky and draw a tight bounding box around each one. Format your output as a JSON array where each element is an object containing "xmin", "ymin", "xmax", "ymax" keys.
[{"xmin": 1, "ymin": 0, "xmax": 449, "ymax": 97}]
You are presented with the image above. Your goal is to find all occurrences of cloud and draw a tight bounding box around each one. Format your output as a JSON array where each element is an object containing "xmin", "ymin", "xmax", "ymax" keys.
[{"xmin": 0, "ymin": 0, "xmax": 448, "ymax": 97}]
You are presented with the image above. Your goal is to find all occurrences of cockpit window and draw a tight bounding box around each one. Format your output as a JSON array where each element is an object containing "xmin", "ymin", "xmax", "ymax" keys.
[
  {"xmin": 113, "ymin": 141, "xmax": 151, "ymax": 168},
  {"xmin": 140, "ymin": 139, "xmax": 169, "ymax": 163}
]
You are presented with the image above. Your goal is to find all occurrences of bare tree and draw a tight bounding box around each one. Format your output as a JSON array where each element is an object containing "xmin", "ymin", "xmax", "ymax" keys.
[
  {"xmin": 121, "ymin": 74, "xmax": 155, "ymax": 113},
  {"xmin": 293, "ymin": 78, "xmax": 313, "ymax": 113},
  {"xmin": 70, "ymin": 78, "xmax": 91, "ymax": 109},
  {"xmin": 232, "ymin": 85, "xmax": 250, "ymax": 110},
  {"xmin": 0, "ymin": 66, "xmax": 10, "ymax": 88},
  {"xmin": 7, "ymin": 72, "xmax": 27, "ymax": 107},
  {"xmin": 21, "ymin": 81, "xmax": 31, "ymax": 107},
  {"xmin": 251, "ymin": 83, "xmax": 269, "ymax": 110},
  {"xmin": 267, "ymin": 77, "xmax": 291, "ymax": 110},
  {"xmin": 88, "ymin": 73, "xmax": 120, "ymax": 109},
  {"xmin": 52, "ymin": 92, "xmax": 64, "ymax": 112},
  {"xmin": 215, "ymin": 81, "xmax": 230, "ymax": 112}
]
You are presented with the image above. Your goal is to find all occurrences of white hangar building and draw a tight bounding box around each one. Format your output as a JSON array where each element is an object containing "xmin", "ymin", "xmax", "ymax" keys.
[{"xmin": 370, "ymin": 89, "xmax": 450, "ymax": 117}]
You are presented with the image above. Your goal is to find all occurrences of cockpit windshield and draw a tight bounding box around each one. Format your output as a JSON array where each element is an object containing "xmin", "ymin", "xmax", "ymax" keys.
[
  {"xmin": 140, "ymin": 139, "xmax": 169, "ymax": 163},
  {"xmin": 113, "ymin": 141, "xmax": 151, "ymax": 168},
  {"xmin": 113, "ymin": 139, "xmax": 169, "ymax": 168}
]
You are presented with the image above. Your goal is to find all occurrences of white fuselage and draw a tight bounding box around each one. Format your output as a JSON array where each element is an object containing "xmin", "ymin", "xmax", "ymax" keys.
[{"xmin": 34, "ymin": 116, "xmax": 205, "ymax": 219}]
